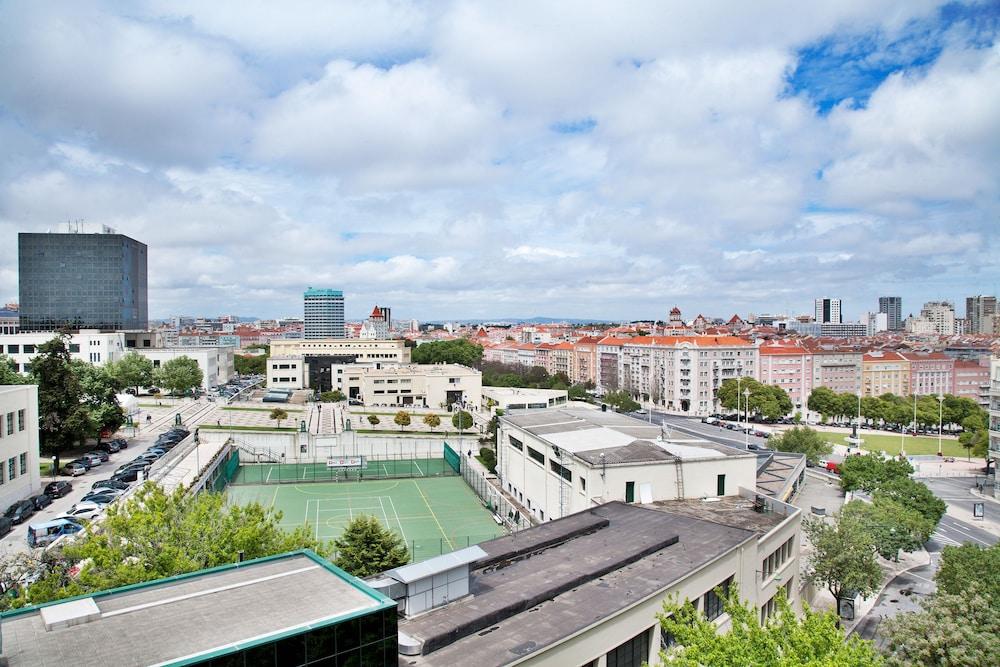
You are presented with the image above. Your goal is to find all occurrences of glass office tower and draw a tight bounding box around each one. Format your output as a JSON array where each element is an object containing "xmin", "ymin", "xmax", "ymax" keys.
[
  {"xmin": 18, "ymin": 225, "xmax": 148, "ymax": 331},
  {"xmin": 304, "ymin": 287, "xmax": 345, "ymax": 339}
]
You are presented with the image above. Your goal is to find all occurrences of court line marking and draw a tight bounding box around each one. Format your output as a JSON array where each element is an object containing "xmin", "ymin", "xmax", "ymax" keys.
[
  {"xmin": 387, "ymin": 496, "xmax": 409, "ymax": 546},
  {"xmin": 412, "ymin": 479, "xmax": 453, "ymax": 550},
  {"xmin": 269, "ymin": 485, "xmax": 279, "ymax": 509},
  {"xmin": 266, "ymin": 467, "xmax": 273, "ymax": 484},
  {"xmin": 312, "ymin": 499, "xmax": 319, "ymax": 538},
  {"xmin": 413, "ymin": 460, "xmax": 423, "ymax": 477},
  {"xmin": 378, "ymin": 496, "xmax": 390, "ymax": 535}
]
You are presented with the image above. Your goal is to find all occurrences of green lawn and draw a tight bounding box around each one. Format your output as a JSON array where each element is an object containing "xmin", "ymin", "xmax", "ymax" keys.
[{"xmin": 813, "ymin": 429, "xmax": 968, "ymax": 457}]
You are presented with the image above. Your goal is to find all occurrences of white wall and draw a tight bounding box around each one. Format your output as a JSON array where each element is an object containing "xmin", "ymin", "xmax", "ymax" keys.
[{"xmin": 0, "ymin": 385, "xmax": 42, "ymax": 509}]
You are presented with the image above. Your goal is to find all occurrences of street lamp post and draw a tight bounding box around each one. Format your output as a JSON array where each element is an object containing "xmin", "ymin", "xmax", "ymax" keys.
[
  {"xmin": 743, "ymin": 388, "xmax": 751, "ymax": 449},
  {"xmin": 937, "ymin": 393, "xmax": 944, "ymax": 456}
]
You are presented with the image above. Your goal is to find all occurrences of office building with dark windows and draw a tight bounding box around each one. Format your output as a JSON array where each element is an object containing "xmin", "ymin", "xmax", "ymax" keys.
[{"xmin": 18, "ymin": 224, "xmax": 147, "ymax": 332}]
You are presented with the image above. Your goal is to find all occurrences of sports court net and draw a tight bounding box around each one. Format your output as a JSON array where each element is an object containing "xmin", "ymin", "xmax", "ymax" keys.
[{"xmin": 228, "ymin": 451, "xmax": 456, "ymax": 485}]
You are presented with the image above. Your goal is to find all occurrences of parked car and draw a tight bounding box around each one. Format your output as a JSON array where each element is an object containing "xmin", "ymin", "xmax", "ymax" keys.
[
  {"xmin": 44, "ymin": 481, "xmax": 73, "ymax": 498},
  {"xmin": 0, "ymin": 517, "xmax": 12, "ymax": 538},
  {"xmin": 95, "ymin": 441, "xmax": 122, "ymax": 454},
  {"xmin": 111, "ymin": 469, "xmax": 142, "ymax": 483},
  {"xmin": 747, "ymin": 443, "xmax": 760, "ymax": 451},
  {"xmin": 109, "ymin": 438, "xmax": 129, "ymax": 449},
  {"xmin": 86, "ymin": 450, "xmax": 110, "ymax": 463},
  {"xmin": 145, "ymin": 447, "xmax": 168, "ymax": 456},
  {"xmin": 27, "ymin": 518, "xmax": 84, "ymax": 548},
  {"xmin": 29, "ymin": 494, "xmax": 53, "ymax": 510},
  {"xmin": 4, "ymin": 500, "xmax": 37, "ymax": 524},
  {"xmin": 82, "ymin": 491, "xmax": 124, "ymax": 505},
  {"xmin": 92, "ymin": 479, "xmax": 130, "ymax": 491},
  {"xmin": 80, "ymin": 453, "xmax": 103, "ymax": 467},
  {"xmin": 61, "ymin": 462, "xmax": 87, "ymax": 477},
  {"xmin": 57, "ymin": 502, "xmax": 104, "ymax": 522}
]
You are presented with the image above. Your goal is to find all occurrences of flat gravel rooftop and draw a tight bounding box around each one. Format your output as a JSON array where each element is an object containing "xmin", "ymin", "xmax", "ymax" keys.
[{"xmin": 0, "ymin": 552, "xmax": 387, "ymax": 667}]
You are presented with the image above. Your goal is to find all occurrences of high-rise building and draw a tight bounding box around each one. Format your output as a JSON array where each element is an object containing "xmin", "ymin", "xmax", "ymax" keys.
[
  {"xmin": 866, "ymin": 311, "xmax": 889, "ymax": 335},
  {"xmin": 965, "ymin": 295, "xmax": 997, "ymax": 334},
  {"xmin": 18, "ymin": 224, "xmax": 147, "ymax": 331},
  {"xmin": 814, "ymin": 298, "xmax": 842, "ymax": 324},
  {"xmin": 919, "ymin": 301, "xmax": 956, "ymax": 336},
  {"xmin": 303, "ymin": 288, "xmax": 344, "ymax": 339},
  {"xmin": 878, "ymin": 296, "xmax": 902, "ymax": 330}
]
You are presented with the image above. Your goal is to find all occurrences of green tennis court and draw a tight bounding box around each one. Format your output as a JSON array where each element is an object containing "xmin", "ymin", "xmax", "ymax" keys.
[
  {"xmin": 226, "ymin": 476, "xmax": 506, "ymax": 562},
  {"xmin": 230, "ymin": 458, "xmax": 454, "ymax": 485}
]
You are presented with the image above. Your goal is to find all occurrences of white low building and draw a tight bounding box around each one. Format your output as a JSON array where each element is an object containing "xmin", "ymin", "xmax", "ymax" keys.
[
  {"xmin": 482, "ymin": 387, "xmax": 568, "ymax": 413},
  {"xmin": 0, "ymin": 385, "xmax": 42, "ymax": 510},
  {"xmin": 0, "ymin": 330, "xmax": 127, "ymax": 372},
  {"xmin": 133, "ymin": 346, "xmax": 235, "ymax": 391}
]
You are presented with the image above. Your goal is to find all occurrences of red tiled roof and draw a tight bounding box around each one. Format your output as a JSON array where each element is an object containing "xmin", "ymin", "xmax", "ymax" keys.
[{"xmin": 625, "ymin": 335, "xmax": 754, "ymax": 347}]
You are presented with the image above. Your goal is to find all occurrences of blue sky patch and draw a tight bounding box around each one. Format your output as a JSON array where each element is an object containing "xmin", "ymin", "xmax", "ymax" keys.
[{"xmin": 550, "ymin": 117, "xmax": 597, "ymax": 134}]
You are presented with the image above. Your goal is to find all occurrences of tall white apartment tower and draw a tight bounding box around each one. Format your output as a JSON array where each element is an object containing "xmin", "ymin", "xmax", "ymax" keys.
[
  {"xmin": 303, "ymin": 288, "xmax": 345, "ymax": 339},
  {"xmin": 814, "ymin": 298, "xmax": 842, "ymax": 324}
]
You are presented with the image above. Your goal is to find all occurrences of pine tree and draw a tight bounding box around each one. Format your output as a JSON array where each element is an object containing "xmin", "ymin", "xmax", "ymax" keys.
[{"xmin": 333, "ymin": 515, "xmax": 409, "ymax": 577}]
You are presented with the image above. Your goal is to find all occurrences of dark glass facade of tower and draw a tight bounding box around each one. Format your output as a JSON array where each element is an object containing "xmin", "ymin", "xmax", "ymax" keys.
[{"xmin": 18, "ymin": 231, "xmax": 148, "ymax": 331}]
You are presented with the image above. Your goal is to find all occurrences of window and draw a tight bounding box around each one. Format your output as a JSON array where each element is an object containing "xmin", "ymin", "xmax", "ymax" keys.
[
  {"xmin": 69, "ymin": 344, "xmax": 80, "ymax": 353},
  {"xmin": 527, "ymin": 446, "xmax": 545, "ymax": 465},
  {"xmin": 703, "ymin": 576, "xmax": 733, "ymax": 621},
  {"xmin": 17, "ymin": 409, "xmax": 24, "ymax": 431},
  {"xmin": 580, "ymin": 476, "xmax": 587, "ymax": 492},
  {"xmin": 716, "ymin": 473, "xmax": 726, "ymax": 496},
  {"xmin": 23, "ymin": 345, "xmax": 34, "ymax": 354},
  {"xmin": 549, "ymin": 459, "xmax": 571, "ymax": 482},
  {"xmin": 6, "ymin": 344, "xmax": 18, "ymax": 354},
  {"xmin": 7, "ymin": 457, "xmax": 15, "ymax": 481},
  {"xmin": 762, "ymin": 537, "xmax": 795, "ymax": 579},
  {"xmin": 606, "ymin": 627, "xmax": 651, "ymax": 667},
  {"xmin": 6, "ymin": 412, "xmax": 12, "ymax": 435},
  {"xmin": 659, "ymin": 619, "xmax": 677, "ymax": 651},
  {"xmin": 19, "ymin": 453, "xmax": 26, "ymax": 475}
]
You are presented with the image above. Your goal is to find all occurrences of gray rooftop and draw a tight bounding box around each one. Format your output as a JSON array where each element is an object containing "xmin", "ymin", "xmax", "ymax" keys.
[
  {"xmin": 400, "ymin": 501, "xmax": 755, "ymax": 666},
  {"xmin": 0, "ymin": 552, "xmax": 388, "ymax": 667},
  {"xmin": 644, "ymin": 495, "xmax": 791, "ymax": 536},
  {"xmin": 503, "ymin": 409, "xmax": 745, "ymax": 463},
  {"xmin": 755, "ymin": 452, "xmax": 807, "ymax": 501}
]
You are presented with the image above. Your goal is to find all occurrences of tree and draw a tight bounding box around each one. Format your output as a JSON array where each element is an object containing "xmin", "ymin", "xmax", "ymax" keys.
[
  {"xmin": 657, "ymin": 587, "xmax": 883, "ymax": 667},
  {"xmin": 17, "ymin": 485, "xmax": 321, "ymax": 607},
  {"xmin": 269, "ymin": 408, "xmax": 288, "ymax": 428},
  {"xmin": 72, "ymin": 360, "xmax": 126, "ymax": 441},
  {"xmin": 568, "ymin": 384, "xmax": 589, "ymax": 401},
  {"xmin": 319, "ymin": 390, "xmax": 345, "ymax": 403},
  {"xmin": 878, "ymin": 477, "xmax": 946, "ymax": 525},
  {"xmin": 840, "ymin": 497, "xmax": 933, "ymax": 562},
  {"xmin": 603, "ymin": 389, "xmax": 640, "ymax": 412},
  {"xmin": 423, "ymin": 413, "xmax": 441, "ymax": 431},
  {"xmin": 31, "ymin": 334, "xmax": 91, "ymax": 462},
  {"xmin": 839, "ymin": 453, "xmax": 913, "ymax": 493},
  {"xmin": 804, "ymin": 516, "xmax": 882, "ymax": 603},
  {"xmin": 394, "ymin": 410, "xmax": 411, "ymax": 431},
  {"xmin": 332, "ymin": 515, "xmax": 409, "ymax": 577},
  {"xmin": 883, "ymin": 589, "xmax": 1000, "ymax": 667},
  {"xmin": 234, "ymin": 354, "xmax": 267, "ymax": 376},
  {"xmin": 411, "ymin": 339, "xmax": 483, "ymax": 367},
  {"xmin": 154, "ymin": 356, "xmax": 203, "ymax": 396},
  {"xmin": 935, "ymin": 543, "xmax": 1000, "ymax": 602},
  {"xmin": 717, "ymin": 378, "xmax": 792, "ymax": 420},
  {"xmin": 367, "ymin": 414, "xmax": 380, "ymax": 428},
  {"xmin": 768, "ymin": 426, "xmax": 832, "ymax": 465},
  {"xmin": 108, "ymin": 352, "xmax": 154, "ymax": 396},
  {"xmin": 807, "ymin": 387, "xmax": 839, "ymax": 422},
  {"xmin": 478, "ymin": 446, "xmax": 497, "ymax": 474},
  {"xmin": 0, "ymin": 355, "xmax": 28, "ymax": 385},
  {"xmin": 451, "ymin": 410, "xmax": 473, "ymax": 430}
]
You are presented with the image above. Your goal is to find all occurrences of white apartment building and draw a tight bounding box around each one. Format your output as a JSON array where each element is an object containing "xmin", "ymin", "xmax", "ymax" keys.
[
  {"xmin": 919, "ymin": 301, "xmax": 956, "ymax": 335},
  {"xmin": 814, "ymin": 297, "xmax": 842, "ymax": 324},
  {"xmin": 269, "ymin": 338, "xmax": 410, "ymax": 363},
  {"xmin": 133, "ymin": 347, "xmax": 235, "ymax": 391},
  {"xmin": 618, "ymin": 336, "xmax": 758, "ymax": 416},
  {"xmin": 988, "ymin": 357, "xmax": 1000, "ymax": 499},
  {"xmin": 0, "ymin": 330, "xmax": 127, "ymax": 372},
  {"xmin": 0, "ymin": 385, "xmax": 42, "ymax": 510},
  {"xmin": 482, "ymin": 387, "xmax": 568, "ymax": 413}
]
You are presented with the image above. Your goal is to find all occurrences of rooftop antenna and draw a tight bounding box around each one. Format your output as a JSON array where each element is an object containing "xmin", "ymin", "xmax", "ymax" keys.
[{"xmin": 599, "ymin": 452, "xmax": 606, "ymax": 479}]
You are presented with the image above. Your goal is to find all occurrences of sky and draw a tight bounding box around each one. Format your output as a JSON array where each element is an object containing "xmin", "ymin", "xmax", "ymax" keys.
[{"xmin": 0, "ymin": 1, "xmax": 998, "ymax": 323}]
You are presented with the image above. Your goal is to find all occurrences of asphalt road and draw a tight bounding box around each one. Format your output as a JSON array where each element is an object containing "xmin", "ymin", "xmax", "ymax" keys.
[{"xmin": 636, "ymin": 411, "xmax": 772, "ymax": 451}]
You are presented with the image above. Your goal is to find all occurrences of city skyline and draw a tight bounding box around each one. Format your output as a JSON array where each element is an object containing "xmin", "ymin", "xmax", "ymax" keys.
[{"xmin": 0, "ymin": 2, "xmax": 997, "ymax": 321}]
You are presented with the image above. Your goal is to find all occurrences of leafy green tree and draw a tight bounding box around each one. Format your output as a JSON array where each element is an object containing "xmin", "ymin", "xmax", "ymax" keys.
[
  {"xmin": 839, "ymin": 453, "xmax": 913, "ymax": 493},
  {"xmin": 234, "ymin": 354, "xmax": 267, "ymax": 375},
  {"xmin": 878, "ymin": 477, "xmax": 946, "ymax": 525},
  {"xmin": 18, "ymin": 485, "xmax": 322, "ymax": 606},
  {"xmin": 935, "ymin": 543, "xmax": 1000, "ymax": 602},
  {"xmin": 0, "ymin": 355, "xmax": 28, "ymax": 385},
  {"xmin": 841, "ymin": 498, "xmax": 933, "ymax": 562},
  {"xmin": 319, "ymin": 389, "xmax": 346, "ymax": 402},
  {"xmin": 72, "ymin": 360, "xmax": 126, "ymax": 440},
  {"xmin": 860, "ymin": 396, "xmax": 885, "ymax": 426},
  {"xmin": 603, "ymin": 389, "xmax": 640, "ymax": 412},
  {"xmin": 657, "ymin": 588, "xmax": 883, "ymax": 667},
  {"xmin": 478, "ymin": 446, "xmax": 497, "ymax": 474},
  {"xmin": 31, "ymin": 334, "xmax": 91, "ymax": 463},
  {"xmin": 718, "ymin": 378, "xmax": 792, "ymax": 420},
  {"xmin": 883, "ymin": 589, "xmax": 999, "ymax": 667},
  {"xmin": 269, "ymin": 408, "xmax": 288, "ymax": 428},
  {"xmin": 807, "ymin": 387, "xmax": 839, "ymax": 422},
  {"xmin": 394, "ymin": 410, "xmax": 411, "ymax": 431},
  {"xmin": 411, "ymin": 339, "xmax": 483, "ymax": 367},
  {"xmin": 451, "ymin": 410, "xmax": 473, "ymax": 430},
  {"xmin": 804, "ymin": 516, "xmax": 882, "ymax": 603},
  {"xmin": 366, "ymin": 414, "xmax": 380, "ymax": 427},
  {"xmin": 768, "ymin": 426, "xmax": 832, "ymax": 465},
  {"xmin": 108, "ymin": 352, "xmax": 154, "ymax": 396},
  {"xmin": 423, "ymin": 413, "xmax": 441, "ymax": 431},
  {"xmin": 154, "ymin": 356, "xmax": 203, "ymax": 395},
  {"xmin": 568, "ymin": 384, "xmax": 589, "ymax": 401},
  {"xmin": 332, "ymin": 515, "xmax": 409, "ymax": 577}
]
